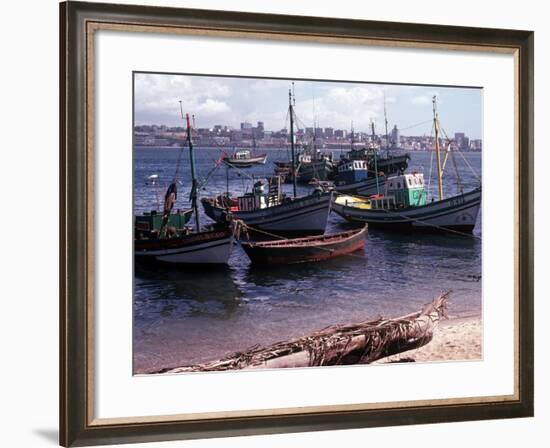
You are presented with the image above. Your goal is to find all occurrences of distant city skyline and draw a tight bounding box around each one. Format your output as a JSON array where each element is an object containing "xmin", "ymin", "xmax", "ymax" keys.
[{"xmin": 134, "ymin": 73, "xmax": 482, "ymax": 139}]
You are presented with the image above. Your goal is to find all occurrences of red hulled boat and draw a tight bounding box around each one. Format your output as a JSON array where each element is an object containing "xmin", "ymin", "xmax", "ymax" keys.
[{"xmin": 240, "ymin": 225, "xmax": 367, "ymax": 265}]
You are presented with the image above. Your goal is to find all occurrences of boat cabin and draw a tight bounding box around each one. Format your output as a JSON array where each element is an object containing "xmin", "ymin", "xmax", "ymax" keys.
[
  {"xmin": 233, "ymin": 150, "xmax": 251, "ymax": 160},
  {"xmin": 342, "ymin": 145, "xmax": 378, "ymax": 161},
  {"xmin": 370, "ymin": 173, "xmax": 427, "ymax": 209},
  {"xmin": 236, "ymin": 177, "xmax": 284, "ymax": 212},
  {"xmin": 298, "ymin": 153, "xmax": 312, "ymax": 164},
  {"xmin": 336, "ymin": 160, "xmax": 369, "ymax": 185}
]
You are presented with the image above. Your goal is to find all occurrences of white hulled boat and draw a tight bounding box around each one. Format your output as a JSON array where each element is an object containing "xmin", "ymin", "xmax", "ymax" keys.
[
  {"xmin": 135, "ymin": 108, "xmax": 235, "ymax": 266},
  {"xmin": 331, "ymin": 97, "xmax": 481, "ymax": 234}
]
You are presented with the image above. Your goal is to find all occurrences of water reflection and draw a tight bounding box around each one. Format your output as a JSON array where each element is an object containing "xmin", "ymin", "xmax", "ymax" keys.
[{"xmin": 134, "ymin": 266, "xmax": 243, "ymax": 319}]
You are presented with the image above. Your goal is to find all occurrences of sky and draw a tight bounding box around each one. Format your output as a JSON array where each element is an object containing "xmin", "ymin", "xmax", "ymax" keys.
[{"xmin": 134, "ymin": 73, "xmax": 482, "ymax": 139}]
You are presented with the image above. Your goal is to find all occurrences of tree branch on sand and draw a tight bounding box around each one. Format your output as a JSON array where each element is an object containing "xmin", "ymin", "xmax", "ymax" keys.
[{"xmin": 157, "ymin": 292, "xmax": 450, "ymax": 374}]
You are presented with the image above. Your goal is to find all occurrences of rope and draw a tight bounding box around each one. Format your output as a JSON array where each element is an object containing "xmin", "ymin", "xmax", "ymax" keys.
[
  {"xmin": 427, "ymin": 124, "xmax": 435, "ymax": 196},
  {"xmin": 440, "ymin": 126, "xmax": 481, "ymax": 182},
  {"xmin": 222, "ymin": 158, "xmax": 258, "ymax": 181},
  {"xmin": 346, "ymin": 205, "xmax": 482, "ymax": 240},
  {"xmin": 449, "ymin": 147, "xmax": 464, "ymax": 194},
  {"xmin": 172, "ymin": 139, "xmax": 187, "ymax": 183},
  {"xmin": 398, "ymin": 119, "xmax": 433, "ymax": 132},
  {"xmin": 235, "ymin": 220, "xmax": 481, "ymax": 280}
]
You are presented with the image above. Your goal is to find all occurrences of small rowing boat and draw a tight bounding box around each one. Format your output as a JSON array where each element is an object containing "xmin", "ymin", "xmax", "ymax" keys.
[
  {"xmin": 240, "ymin": 225, "xmax": 367, "ymax": 265},
  {"xmin": 224, "ymin": 149, "xmax": 267, "ymax": 168}
]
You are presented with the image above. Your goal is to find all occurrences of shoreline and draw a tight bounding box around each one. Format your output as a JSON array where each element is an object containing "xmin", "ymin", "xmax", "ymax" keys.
[
  {"xmin": 377, "ymin": 315, "xmax": 482, "ymax": 364},
  {"xmin": 138, "ymin": 315, "xmax": 482, "ymax": 374}
]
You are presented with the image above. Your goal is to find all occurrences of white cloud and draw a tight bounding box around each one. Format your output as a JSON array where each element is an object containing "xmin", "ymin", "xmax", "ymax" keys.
[
  {"xmin": 195, "ymin": 98, "xmax": 230, "ymax": 115},
  {"xmin": 410, "ymin": 91, "xmax": 440, "ymax": 105},
  {"xmin": 133, "ymin": 74, "xmax": 478, "ymax": 137},
  {"xmin": 134, "ymin": 74, "xmax": 234, "ymax": 125}
]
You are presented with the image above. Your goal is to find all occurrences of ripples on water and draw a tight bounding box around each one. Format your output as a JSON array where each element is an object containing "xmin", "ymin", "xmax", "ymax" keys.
[{"xmin": 133, "ymin": 148, "xmax": 482, "ymax": 373}]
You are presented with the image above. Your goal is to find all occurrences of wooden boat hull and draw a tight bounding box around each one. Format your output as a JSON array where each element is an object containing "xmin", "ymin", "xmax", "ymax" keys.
[
  {"xmin": 334, "ymin": 154, "xmax": 409, "ymax": 196},
  {"xmin": 332, "ymin": 188, "xmax": 481, "ymax": 233},
  {"xmin": 134, "ymin": 228, "xmax": 234, "ymax": 265},
  {"xmin": 241, "ymin": 225, "xmax": 367, "ymax": 265},
  {"xmin": 202, "ymin": 192, "xmax": 332, "ymax": 237},
  {"xmin": 374, "ymin": 153, "xmax": 410, "ymax": 174},
  {"xmin": 297, "ymin": 159, "xmax": 334, "ymax": 183},
  {"xmin": 224, "ymin": 154, "xmax": 267, "ymax": 168}
]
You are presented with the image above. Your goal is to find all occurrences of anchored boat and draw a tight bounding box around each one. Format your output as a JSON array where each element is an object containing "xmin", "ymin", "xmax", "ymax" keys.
[
  {"xmin": 135, "ymin": 108, "xmax": 235, "ymax": 266},
  {"xmin": 224, "ymin": 149, "xmax": 267, "ymax": 168},
  {"xmin": 334, "ymin": 121, "xmax": 409, "ymax": 197},
  {"xmin": 332, "ymin": 175, "xmax": 481, "ymax": 232},
  {"xmin": 240, "ymin": 225, "xmax": 367, "ymax": 265},
  {"xmin": 134, "ymin": 174, "xmax": 194, "ymax": 234},
  {"xmin": 295, "ymin": 149, "xmax": 335, "ymax": 183},
  {"xmin": 202, "ymin": 179, "xmax": 332, "ymax": 237},
  {"xmin": 332, "ymin": 97, "xmax": 481, "ymax": 234},
  {"xmin": 202, "ymin": 86, "xmax": 332, "ymax": 237}
]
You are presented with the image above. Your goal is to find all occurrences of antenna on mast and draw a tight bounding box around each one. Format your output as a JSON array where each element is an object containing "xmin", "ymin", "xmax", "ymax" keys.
[
  {"xmin": 178, "ymin": 100, "xmax": 184, "ymax": 119},
  {"xmin": 383, "ymin": 92, "xmax": 389, "ymax": 152},
  {"xmin": 432, "ymin": 95, "xmax": 444, "ymax": 201},
  {"xmin": 289, "ymin": 85, "xmax": 297, "ymax": 198},
  {"xmin": 370, "ymin": 118, "xmax": 380, "ymax": 195}
]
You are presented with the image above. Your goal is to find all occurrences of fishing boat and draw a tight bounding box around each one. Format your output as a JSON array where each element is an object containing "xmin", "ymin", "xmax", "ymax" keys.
[
  {"xmin": 274, "ymin": 126, "xmax": 334, "ymax": 184},
  {"xmin": 134, "ymin": 108, "xmax": 235, "ymax": 266},
  {"xmin": 273, "ymin": 147, "xmax": 334, "ymax": 184},
  {"xmin": 224, "ymin": 149, "xmax": 267, "ymax": 168},
  {"xmin": 331, "ymin": 97, "xmax": 481, "ymax": 234},
  {"xmin": 340, "ymin": 148, "xmax": 410, "ymax": 174},
  {"xmin": 334, "ymin": 121, "xmax": 409, "ymax": 196},
  {"xmin": 134, "ymin": 226, "xmax": 234, "ymax": 266},
  {"xmin": 334, "ymin": 156, "xmax": 387, "ymax": 197},
  {"xmin": 202, "ymin": 87, "xmax": 332, "ymax": 237},
  {"xmin": 134, "ymin": 174, "xmax": 194, "ymax": 233},
  {"xmin": 295, "ymin": 149, "xmax": 335, "ymax": 183},
  {"xmin": 201, "ymin": 178, "xmax": 332, "ymax": 237},
  {"xmin": 332, "ymin": 177, "xmax": 481, "ymax": 232},
  {"xmin": 240, "ymin": 225, "xmax": 367, "ymax": 265}
]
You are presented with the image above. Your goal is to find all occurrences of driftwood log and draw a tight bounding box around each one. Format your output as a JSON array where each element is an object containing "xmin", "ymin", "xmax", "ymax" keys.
[{"xmin": 158, "ymin": 292, "xmax": 449, "ymax": 373}]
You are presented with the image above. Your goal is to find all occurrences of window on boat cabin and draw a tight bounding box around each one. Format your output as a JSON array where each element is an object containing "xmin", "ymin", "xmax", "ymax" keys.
[{"xmin": 408, "ymin": 178, "xmax": 412, "ymax": 186}]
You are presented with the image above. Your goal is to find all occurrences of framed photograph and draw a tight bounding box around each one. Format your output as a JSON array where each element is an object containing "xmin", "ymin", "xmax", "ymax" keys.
[{"xmin": 60, "ymin": 1, "xmax": 534, "ymax": 446}]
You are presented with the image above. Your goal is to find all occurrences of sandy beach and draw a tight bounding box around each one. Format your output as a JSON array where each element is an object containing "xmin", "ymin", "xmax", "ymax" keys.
[{"xmin": 379, "ymin": 316, "xmax": 482, "ymax": 364}]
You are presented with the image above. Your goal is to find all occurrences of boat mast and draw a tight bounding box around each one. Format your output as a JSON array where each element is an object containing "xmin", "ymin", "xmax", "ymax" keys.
[
  {"xmin": 371, "ymin": 120, "xmax": 380, "ymax": 195},
  {"xmin": 432, "ymin": 96, "xmax": 444, "ymax": 201},
  {"xmin": 350, "ymin": 120, "xmax": 354, "ymax": 150},
  {"xmin": 182, "ymin": 105, "xmax": 201, "ymax": 231},
  {"xmin": 289, "ymin": 85, "xmax": 297, "ymax": 198},
  {"xmin": 312, "ymin": 88, "xmax": 317, "ymax": 153},
  {"xmin": 383, "ymin": 93, "xmax": 389, "ymax": 154}
]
